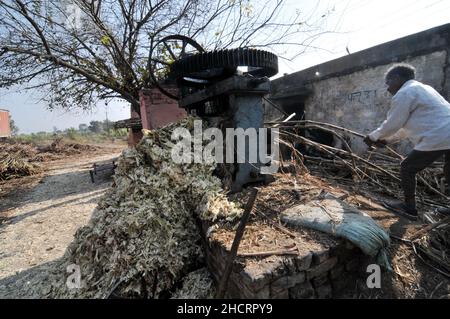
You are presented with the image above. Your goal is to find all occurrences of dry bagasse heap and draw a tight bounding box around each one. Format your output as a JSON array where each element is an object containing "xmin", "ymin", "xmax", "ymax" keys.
[
  {"xmin": 40, "ymin": 117, "xmax": 242, "ymax": 298},
  {"xmin": 0, "ymin": 142, "xmax": 42, "ymax": 180},
  {"xmin": 170, "ymin": 267, "xmax": 216, "ymax": 299},
  {"xmin": 0, "ymin": 138, "xmax": 97, "ymax": 180}
]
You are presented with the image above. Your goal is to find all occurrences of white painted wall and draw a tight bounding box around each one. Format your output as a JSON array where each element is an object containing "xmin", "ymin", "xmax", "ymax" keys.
[{"xmin": 304, "ymin": 50, "xmax": 447, "ymax": 154}]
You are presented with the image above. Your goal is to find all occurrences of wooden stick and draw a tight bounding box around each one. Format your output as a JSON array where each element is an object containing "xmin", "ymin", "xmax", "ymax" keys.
[
  {"xmin": 409, "ymin": 217, "xmax": 450, "ymax": 241},
  {"xmin": 273, "ymin": 120, "xmax": 448, "ymax": 200},
  {"xmin": 266, "ymin": 120, "xmax": 366, "ymax": 138},
  {"xmin": 390, "ymin": 234, "xmax": 413, "ymax": 244},
  {"xmin": 215, "ymin": 188, "xmax": 258, "ymax": 299},
  {"xmin": 285, "ymin": 136, "xmax": 394, "ymax": 193},
  {"xmin": 276, "ymin": 122, "xmax": 449, "ymax": 207},
  {"xmin": 417, "ymin": 175, "xmax": 449, "ymax": 200},
  {"xmin": 267, "ymin": 119, "xmax": 404, "ymax": 159},
  {"xmin": 280, "ymin": 130, "xmax": 402, "ymax": 182},
  {"xmin": 300, "ymin": 124, "xmax": 361, "ymax": 178},
  {"xmin": 238, "ymin": 247, "xmax": 298, "ymax": 258},
  {"xmin": 413, "ymin": 248, "xmax": 450, "ymax": 279},
  {"xmin": 255, "ymin": 207, "xmax": 297, "ymax": 238},
  {"xmin": 282, "ymin": 130, "xmax": 448, "ymax": 202}
]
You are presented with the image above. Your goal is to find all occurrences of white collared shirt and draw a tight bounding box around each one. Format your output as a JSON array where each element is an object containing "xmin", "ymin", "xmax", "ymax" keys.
[{"xmin": 369, "ymin": 80, "xmax": 450, "ymax": 151}]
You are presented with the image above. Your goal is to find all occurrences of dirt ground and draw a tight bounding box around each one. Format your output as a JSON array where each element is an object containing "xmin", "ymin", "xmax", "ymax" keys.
[{"xmin": 0, "ymin": 144, "xmax": 124, "ymax": 295}]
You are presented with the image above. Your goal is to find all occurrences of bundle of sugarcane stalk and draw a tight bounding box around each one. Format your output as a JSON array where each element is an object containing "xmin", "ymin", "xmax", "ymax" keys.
[
  {"xmin": 267, "ymin": 119, "xmax": 450, "ymax": 278},
  {"xmin": 267, "ymin": 119, "xmax": 449, "ymax": 208},
  {"xmin": 413, "ymin": 216, "xmax": 450, "ymax": 278}
]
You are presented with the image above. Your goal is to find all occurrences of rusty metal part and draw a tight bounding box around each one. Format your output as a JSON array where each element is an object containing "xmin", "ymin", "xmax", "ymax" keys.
[{"xmin": 149, "ymin": 35, "xmax": 205, "ymax": 100}]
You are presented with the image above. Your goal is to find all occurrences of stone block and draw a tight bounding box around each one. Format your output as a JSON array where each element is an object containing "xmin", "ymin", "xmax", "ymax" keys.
[
  {"xmin": 294, "ymin": 252, "xmax": 313, "ymax": 271},
  {"xmin": 227, "ymin": 272, "xmax": 271, "ymax": 298},
  {"xmin": 312, "ymin": 249, "xmax": 330, "ymax": 265},
  {"xmin": 240, "ymin": 266, "xmax": 273, "ymax": 292},
  {"xmin": 289, "ymin": 281, "xmax": 315, "ymax": 299},
  {"xmin": 306, "ymin": 257, "xmax": 338, "ymax": 280},
  {"xmin": 254, "ymin": 286, "xmax": 270, "ymax": 299},
  {"xmin": 329, "ymin": 264, "xmax": 345, "ymax": 280},
  {"xmin": 271, "ymin": 289, "xmax": 289, "ymax": 299},
  {"xmin": 271, "ymin": 272, "xmax": 306, "ymax": 290},
  {"xmin": 331, "ymin": 276, "xmax": 353, "ymax": 294},
  {"xmin": 316, "ymin": 283, "xmax": 333, "ymax": 299},
  {"xmin": 282, "ymin": 257, "xmax": 297, "ymax": 273},
  {"xmin": 312, "ymin": 273, "xmax": 330, "ymax": 288},
  {"xmin": 330, "ymin": 243, "xmax": 361, "ymax": 263},
  {"xmin": 345, "ymin": 258, "xmax": 360, "ymax": 272}
]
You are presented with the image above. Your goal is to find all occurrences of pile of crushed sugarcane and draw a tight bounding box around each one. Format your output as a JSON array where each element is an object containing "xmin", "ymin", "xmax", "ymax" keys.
[
  {"xmin": 0, "ymin": 139, "xmax": 99, "ymax": 180},
  {"xmin": 38, "ymin": 137, "xmax": 97, "ymax": 156},
  {"xmin": 170, "ymin": 268, "xmax": 216, "ymax": 299},
  {"xmin": 269, "ymin": 119, "xmax": 450, "ymax": 278},
  {"xmin": 0, "ymin": 143, "xmax": 42, "ymax": 180},
  {"xmin": 25, "ymin": 117, "xmax": 241, "ymax": 299}
]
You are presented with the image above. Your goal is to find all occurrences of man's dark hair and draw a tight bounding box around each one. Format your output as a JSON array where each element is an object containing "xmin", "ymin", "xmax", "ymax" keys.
[{"xmin": 385, "ymin": 64, "xmax": 416, "ymax": 81}]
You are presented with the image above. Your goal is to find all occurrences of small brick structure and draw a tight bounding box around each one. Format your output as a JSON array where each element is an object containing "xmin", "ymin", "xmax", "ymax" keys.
[
  {"xmin": 203, "ymin": 226, "xmax": 369, "ymax": 299},
  {"xmin": 126, "ymin": 87, "xmax": 186, "ymax": 147},
  {"xmin": 0, "ymin": 109, "xmax": 11, "ymax": 138},
  {"xmin": 127, "ymin": 110, "xmax": 143, "ymax": 147},
  {"xmin": 139, "ymin": 88, "xmax": 186, "ymax": 130}
]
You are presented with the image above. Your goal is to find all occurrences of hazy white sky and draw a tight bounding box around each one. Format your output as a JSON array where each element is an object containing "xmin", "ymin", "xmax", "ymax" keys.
[
  {"xmin": 0, "ymin": 90, "xmax": 130, "ymax": 134},
  {"xmin": 278, "ymin": 0, "xmax": 450, "ymax": 73},
  {"xmin": 1, "ymin": 0, "xmax": 449, "ymax": 133}
]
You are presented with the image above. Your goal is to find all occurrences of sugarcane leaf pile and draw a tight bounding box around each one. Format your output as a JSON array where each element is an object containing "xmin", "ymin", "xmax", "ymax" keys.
[
  {"xmin": 170, "ymin": 268, "xmax": 215, "ymax": 299},
  {"xmin": 0, "ymin": 138, "xmax": 100, "ymax": 181},
  {"xmin": 0, "ymin": 143, "xmax": 42, "ymax": 180},
  {"xmin": 29, "ymin": 117, "xmax": 242, "ymax": 298}
]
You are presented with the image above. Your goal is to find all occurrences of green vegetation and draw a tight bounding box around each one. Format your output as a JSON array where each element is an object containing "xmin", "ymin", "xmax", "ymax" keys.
[
  {"xmin": 9, "ymin": 114, "xmax": 19, "ymax": 136},
  {"xmin": 13, "ymin": 120, "xmax": 128, "ymax": 145}
]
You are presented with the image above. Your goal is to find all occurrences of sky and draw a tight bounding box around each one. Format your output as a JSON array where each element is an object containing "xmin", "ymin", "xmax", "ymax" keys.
[
  {"xmin": 1, "ymin": 0, "xmax": 450, "ymax": 134},
  {"xmin": 0, "ymin": 90, "xmax": 130, "ymax": 134},
  {"xmin": 277, "ymin": 0, "xmax": 450, "ymax": 74}
]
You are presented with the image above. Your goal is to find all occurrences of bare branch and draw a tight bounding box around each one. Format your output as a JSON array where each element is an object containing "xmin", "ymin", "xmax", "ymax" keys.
[{"xmin": 12, "ymin": 0, "xmax": 52, "ymax": 54}]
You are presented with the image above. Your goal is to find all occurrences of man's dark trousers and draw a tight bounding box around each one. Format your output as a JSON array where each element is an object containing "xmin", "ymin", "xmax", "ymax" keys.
[{"xmin": 400, "ymin": 149, "xmax": 450, "ymax": 199}]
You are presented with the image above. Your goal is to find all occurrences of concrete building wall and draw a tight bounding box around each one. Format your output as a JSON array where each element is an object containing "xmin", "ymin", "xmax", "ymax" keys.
[
  {"xmin": 305, "ymin": 51, "xmax": 447, "ymax": 154},
  {"xmin": 269, "ymin": 23, "xmax": 450, "ymax": 155}
]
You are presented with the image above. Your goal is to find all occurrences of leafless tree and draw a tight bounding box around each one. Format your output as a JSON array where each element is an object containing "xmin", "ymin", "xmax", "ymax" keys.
[{"xmin": 0, "ymin": 0, "xmax": 335, "ymax": 114}]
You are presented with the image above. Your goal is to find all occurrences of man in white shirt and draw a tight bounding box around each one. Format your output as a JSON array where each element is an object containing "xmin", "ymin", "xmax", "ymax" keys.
[{"xmin": 364, "ymin": 64, "xmax": 450, "ymax": 220}]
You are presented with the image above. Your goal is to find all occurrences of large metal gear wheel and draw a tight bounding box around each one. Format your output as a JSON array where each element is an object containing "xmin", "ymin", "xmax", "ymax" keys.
[
  {"xmin": 149, "ymin": 35, "xmax": 205, "ymax": 100},
  {"xmin": 168, "ymin": 48, "xmax": 278, "ymax": 86}
]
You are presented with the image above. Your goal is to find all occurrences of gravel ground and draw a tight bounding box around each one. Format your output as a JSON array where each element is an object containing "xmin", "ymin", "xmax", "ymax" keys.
[{"xmin": 0, "ymin": 149, "xmax": 122, "ymax": 296}]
